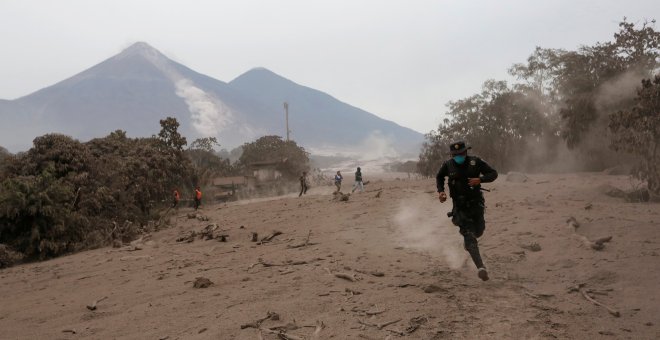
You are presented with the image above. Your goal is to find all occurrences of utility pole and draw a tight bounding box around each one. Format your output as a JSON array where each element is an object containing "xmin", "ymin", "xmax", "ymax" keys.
[{"xmin": 284, "ymin": 102, "xmax": 290, "ymax": 141}]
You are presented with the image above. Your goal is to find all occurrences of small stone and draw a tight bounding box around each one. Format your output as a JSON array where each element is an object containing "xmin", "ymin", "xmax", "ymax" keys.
[
  {"xmin": 193, "ymin": 277, "xmax": 214, "ymax": 288},
  {"xmin": 423, "ymin": 284, "xmax": 443, "ymax": 293}
]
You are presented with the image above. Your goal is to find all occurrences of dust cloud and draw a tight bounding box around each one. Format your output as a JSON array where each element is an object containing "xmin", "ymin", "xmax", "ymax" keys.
[
  {"xmin": 595, "ymin": 69, "xmax": 645, "ymax": 114},
  {"xmin": 393, "ymin": 194, "xmax": 467, "ymax": 269}
]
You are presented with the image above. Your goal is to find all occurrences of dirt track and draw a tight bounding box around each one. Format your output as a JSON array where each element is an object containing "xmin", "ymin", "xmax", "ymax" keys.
[{"xmin": 1, "ymin": 173, "xmax": 659, "ymax": 339}]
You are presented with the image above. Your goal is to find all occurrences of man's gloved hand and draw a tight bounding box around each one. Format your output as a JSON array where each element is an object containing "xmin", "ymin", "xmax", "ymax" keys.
[{"xmin": 438, "ymin": 191, "xmax": 447, "ymax": 203}]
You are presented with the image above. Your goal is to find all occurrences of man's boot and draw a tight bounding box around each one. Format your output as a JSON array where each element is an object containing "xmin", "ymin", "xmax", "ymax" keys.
[{"xmin": 463, "ymin": 232, "xmax": 488, "ymax": 281}]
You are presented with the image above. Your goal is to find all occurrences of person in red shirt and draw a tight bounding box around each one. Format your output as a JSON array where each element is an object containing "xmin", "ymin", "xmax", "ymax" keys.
[
  {"xmin": 172, "ymin": 189, "xmax": 180, "ymax": 208},
  {"xmin": 194, "ymin": 186, "xmax": 202, "ymax": 210}
]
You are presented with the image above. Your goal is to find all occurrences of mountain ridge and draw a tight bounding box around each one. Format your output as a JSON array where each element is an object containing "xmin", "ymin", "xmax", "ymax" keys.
[{"xmin": 0, "ymin": 42, "xmax": 423, "ymax": 155}]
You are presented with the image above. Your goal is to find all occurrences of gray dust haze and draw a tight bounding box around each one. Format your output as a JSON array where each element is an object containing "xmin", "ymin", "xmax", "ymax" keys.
[{"xmin": 393, "ymin": 193, "xmax": 467, "ymax": 269}]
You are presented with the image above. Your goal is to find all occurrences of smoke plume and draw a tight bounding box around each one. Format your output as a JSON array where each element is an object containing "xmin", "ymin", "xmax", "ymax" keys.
[
  {"xmin": 174, "ymin": 79, "xmax": 233, "ymax": 136},
  {"xmin": 131, "ymin": 43, "xmax": 234, "ymax": 137}
]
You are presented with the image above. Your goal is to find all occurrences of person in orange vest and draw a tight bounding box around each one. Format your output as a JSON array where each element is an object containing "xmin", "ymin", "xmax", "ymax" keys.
[
  {"xmin": 194, "ymin": 186, "xmax": 202, "ymax": 210},
  {"xmin": 172, "ymin": 188, "xmax": 180, "ymax": 208}
]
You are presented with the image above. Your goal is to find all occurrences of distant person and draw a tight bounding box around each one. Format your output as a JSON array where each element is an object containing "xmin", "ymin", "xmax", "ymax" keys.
[
  {"xmin": 436, "ymin": 140, "xmax": 498, "ymax": 281},
  {"xmin": 194, "ymin": 186, "xmax": 202, "ymax": 210},
  {"xmin": 334, "ymin": 171, "xmax": 343, "ymax": 193},
  {"xmin": 299, "ymin": 171, "xmax": 309, "ymax": 197},
  {"xmin": 352, "ymin": 167, "xmax": 364, "ymax": 193},
  {"xmin": 172, "ymin": 189, "xmax": 180, "ymax": 208}
]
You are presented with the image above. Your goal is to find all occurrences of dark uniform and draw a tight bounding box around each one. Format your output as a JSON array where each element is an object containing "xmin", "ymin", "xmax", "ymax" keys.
[
  {"xmin": 436, "ymin": 142, "xmax": 497, "ymax": 278},
  {"xmin": 299, "ymin": 172, "xmax": 308, "ymax": 197}
]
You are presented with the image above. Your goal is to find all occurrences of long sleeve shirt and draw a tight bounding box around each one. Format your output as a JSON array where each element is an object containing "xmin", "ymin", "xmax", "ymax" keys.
[{"xmin": 436, "ymin": 156, "xmax": 498, "ymax": 198}]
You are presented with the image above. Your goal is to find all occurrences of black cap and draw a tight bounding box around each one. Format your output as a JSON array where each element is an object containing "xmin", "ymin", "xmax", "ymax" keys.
[{"xmin": 449, "ymin": 141, "xmax": 471, "ymax": 155}]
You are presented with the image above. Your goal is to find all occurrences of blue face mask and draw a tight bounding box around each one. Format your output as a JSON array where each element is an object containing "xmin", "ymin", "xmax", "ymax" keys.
[{"xmin": 453, "ymin": 155, "xmax": 466, "ymax": 164}]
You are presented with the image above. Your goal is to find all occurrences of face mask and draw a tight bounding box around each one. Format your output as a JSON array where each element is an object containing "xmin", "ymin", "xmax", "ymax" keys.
[{"xmin": 453, "ymin": 155, "xmax": 466, "ymax": 164}]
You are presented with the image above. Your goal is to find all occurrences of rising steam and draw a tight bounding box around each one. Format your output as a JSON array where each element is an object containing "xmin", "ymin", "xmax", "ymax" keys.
[{"xmin": 393, "ymin": 194, "xmax": 467, "ymax": 269}]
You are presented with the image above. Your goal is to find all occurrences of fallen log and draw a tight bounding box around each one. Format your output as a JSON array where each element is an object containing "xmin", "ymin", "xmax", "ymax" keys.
[
  {"xmin": 358, "ymin": 318, "xmax": 402, "ymax": 330},
  {"xmin": 258, "ymin": 328, "xmax": 304, "ymax": 340},
  {"xmin": 86, "ymin": 296, "xmax": 108, "ymax": 311},
  {"xmin": 240, "ymin": 311, "xmax": 279, "ymax": 329},
  {"xmin": 247, "ymin": 258, "xmax": 311, "ymax": 272},
  {"xmin": 324, "ymin": 267, "xmax": 358, "ymax": 282},
  {"xmin": 311, "ymin": 321, "xmax": 326, "ymax": 340},
  {"xmin": 258, "ymin": 231, "xmax": 283, "ymax": 244},
  {"xmin": 568, "ymin": 284, "xmax": 620, "ymax": 317},
  {"xmin": 580, "ymin": 287, "xmax": 620, "ymax": 317},
  {"xmin": 566, "ymin": 217, "xmax": 613, "ymax": 250},
  {"xmin": 287, "ymin": 230, "xmax": 318, "ymax": 248}
]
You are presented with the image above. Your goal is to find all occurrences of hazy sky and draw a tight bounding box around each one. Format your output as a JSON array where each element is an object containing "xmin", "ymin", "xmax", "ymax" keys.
[{"xmin": 1, "ymin": 1, "xmax": 658, "ymax": 134}]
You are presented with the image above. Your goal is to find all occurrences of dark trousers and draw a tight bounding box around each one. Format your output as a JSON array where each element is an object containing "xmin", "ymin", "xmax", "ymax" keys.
[
  {"xmin": 194, "ymin": 198, "xmax": 201, "ymax": 210},
  {"xmin": 451, "ymin": 200, "xmax": 486, "ymax": 269},
  {"xmin": 299, "ymin": 183, "xmax": 308, "ymax": 197}
]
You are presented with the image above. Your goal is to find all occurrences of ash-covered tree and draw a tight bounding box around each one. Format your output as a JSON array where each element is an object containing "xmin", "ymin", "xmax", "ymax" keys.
[
  {"xmin": 609, "ymin": 76, "xmax": 660, "ymax": 195},
  {"xmin": 157, "ymin": 117, "xmax": 187, "ymax": 151},
  {"xmin": 237, "ymin": 136, "xmax": 309, "ymax": 180},
  {"xmin": 0, "ymin": 118, "xmax": 194, "ymax": 260},
  {"xmin": 0, "ymin": 134, "xmax": 93, "ymax": 258},
  {"xmin": 418, "ymin": 80, "xmax": 557, "ymax": 176},
  {"xmin": 510, "ymin": 19, "xmax": 659, "ymax": 169},
  {"xmin": 0, "ymin": 146, "xmax": 13, "ymax": 179},
  {"xmin": 186, "ymin": 137, "xmax": 234, "ymax": 185}
]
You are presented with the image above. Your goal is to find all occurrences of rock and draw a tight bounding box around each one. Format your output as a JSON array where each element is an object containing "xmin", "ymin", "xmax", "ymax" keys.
[
  {"xmin": 506, "ymin": 172, "xmax": 529, "ymax": 183},
  {"xmin": 598, "ymin": 184, "xmax": 626, "ymax": 198},
  {"xmin": 176, "ymin": 231, "xmax": 197, "ymax": 243},
  {"xmin": 521, "ymin": 242, "xmax": 542, "ymax": 252},
  {"xmin": 600, "ymin": 184, "xmax": 650, "ymax": 202},
  {"xmin": 370, "ymin": 271, "xmax": 385, "ymax": 277},
  {"xmin": 603, "ymin": 165, "xmax": 629, "ymax": 175},
  {"xmin": 422, "ymin": 284, "xmax": 443, "ymax": 293},
  {"xmin": 193, "ymin": 277, "xmax": 214, "ymax": 288},
  {"xmin": 333, "ymin": 191, "xmax": 350, "ymax": 201},
  {"xmin": 625, "ymin": 188, "xmax": 650, "ymax": 202}
]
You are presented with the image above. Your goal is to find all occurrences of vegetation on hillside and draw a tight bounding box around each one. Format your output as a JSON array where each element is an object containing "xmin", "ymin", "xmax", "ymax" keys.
[{"xmin": 419, "ymin": 19, "xmax": 660, "ymax": 196}]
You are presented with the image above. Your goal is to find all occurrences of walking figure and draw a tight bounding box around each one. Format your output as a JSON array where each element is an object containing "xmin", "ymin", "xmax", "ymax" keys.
[
  {"xmin": 172, "ymin": 188, "xmax": 180, "ymax": 208},
  {"xmin": 299, "ymin": 172, "xmax": 309, "ymax": 197},
  {"xmin": 352, "ymin": 167, "xmax": 364, "ymax": 193},
  {"xmin": 194, "ymin": 186, "xmax": 202, "ymax": 210},
  {"xmin": 334, "ymin": 171, "xmax": 343, "ymax": 193}
]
